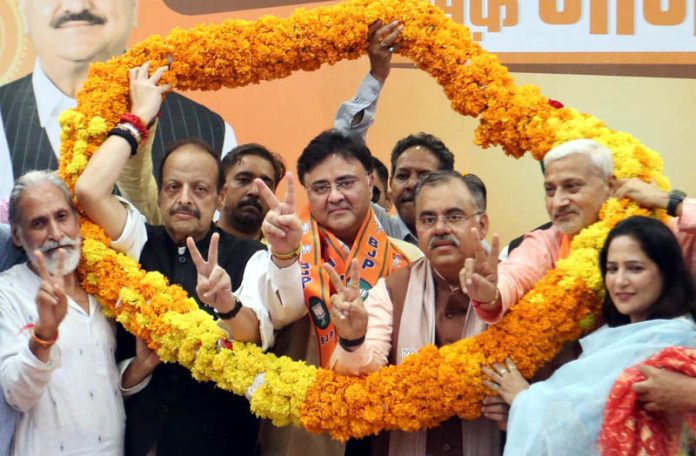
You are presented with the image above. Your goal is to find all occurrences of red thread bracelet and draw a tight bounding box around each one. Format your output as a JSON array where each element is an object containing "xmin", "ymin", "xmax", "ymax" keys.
[{"xmin": 120, "ymin": 113, "xmax": 149, "ymax": 142}]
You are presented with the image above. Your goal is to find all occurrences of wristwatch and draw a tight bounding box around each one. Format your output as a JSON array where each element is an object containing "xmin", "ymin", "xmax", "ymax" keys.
[
  {"xmin": 667, "ymin": 189, "xmax": 687, "ymax": 217},
  {"xmin": 214, "ymin": 298, "xmax": 243, "ymax": 320}
]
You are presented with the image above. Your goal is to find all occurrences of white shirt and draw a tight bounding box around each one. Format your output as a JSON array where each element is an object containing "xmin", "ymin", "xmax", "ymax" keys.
[
  {"xmin": 0, "ymin": 59, "xmax": 238, "ymax": 201},
  {"xmin": 110, "ymin": 199, "xmax": 277, "ymax": 350},
  {"xmin": 0, "ymin": 263, "xmax": 125, "ymax": 455}
]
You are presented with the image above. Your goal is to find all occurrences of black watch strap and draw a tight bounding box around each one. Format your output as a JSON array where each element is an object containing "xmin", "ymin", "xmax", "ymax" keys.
[
  {"xmin": 339, "ymin": 335, "xmax": 366, "ymax": 352},
  {"xmin": 667, "ymin": 189, "xmax": 686, "ymax": 217},
  {"xmin": 214, "ymin": 298, "xmax": 243, "ymax": 320}
]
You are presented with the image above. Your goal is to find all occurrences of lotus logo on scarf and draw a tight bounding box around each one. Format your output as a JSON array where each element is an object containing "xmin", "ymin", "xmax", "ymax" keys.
[{"xmin": 309, "ymin": 297, "xmax": 331, "ymax": 329}]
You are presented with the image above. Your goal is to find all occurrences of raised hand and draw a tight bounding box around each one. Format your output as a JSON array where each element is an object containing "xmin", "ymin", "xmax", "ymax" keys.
[
  {"xmin": 34, "ymin": 249, "xmax": 68, "ymax": 341},
  {"xmin": 460, "ymin": 228, "xmax": 500, "ymax": 308},
  {"xmin": 129, "ymin": 61, "xmax": 171, "ymax": 126},
  {"xmin": 323, "ymin": 259, "xmax": 368, "ymax": 342},
  {"xmin": 187, "ymin": 233, "xmax": 236, "ymax": 313},
  {"xmin": 259, "ymin": 173, "xmax": 302, "ymax": 262},
  {"xmin": 367, "ymin": 19, "xmax": 404, "ymax": 82}
]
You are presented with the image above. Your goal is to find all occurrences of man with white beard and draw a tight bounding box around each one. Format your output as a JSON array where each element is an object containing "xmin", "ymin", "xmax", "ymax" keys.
[{"xmin": 0, "ymin": 171, "xmax": 152, "ymax": 455}]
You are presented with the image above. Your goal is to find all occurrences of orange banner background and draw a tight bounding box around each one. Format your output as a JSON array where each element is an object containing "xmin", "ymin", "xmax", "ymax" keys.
[{"xmin": 2, "ymin": 0, "xmax": 695, "ymax": 244}]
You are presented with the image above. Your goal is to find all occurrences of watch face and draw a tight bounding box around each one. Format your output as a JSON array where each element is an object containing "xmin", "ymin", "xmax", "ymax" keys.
[{"xmin": 671, "ymin": 189, "xmax": 687, "ymax": 199}]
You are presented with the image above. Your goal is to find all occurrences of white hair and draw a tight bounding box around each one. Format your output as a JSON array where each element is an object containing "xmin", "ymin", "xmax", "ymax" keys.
[
  {"xmin": 9, "ymin": 170, "xmax": 76, "ymax": 228},
  {"xmin": 543, "ymin": 139, "xmax": 614, "ymax": 178}
]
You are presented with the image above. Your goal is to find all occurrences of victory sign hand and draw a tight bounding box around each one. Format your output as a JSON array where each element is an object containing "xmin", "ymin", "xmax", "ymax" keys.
[
  {"xmin": 259, "ymin": 172, "xmax": 303, "ymax": 259},
  {"xmin": 324, "ymin": 259, "xmax": 368, "ymax": 342},
  {"xmin": 461, "ymin": 228, "xmax": 501, "ymax": 309},
  {"xmin": 34, "ymin": 249, "xmax": 68, "ymax": 340},
  {"xmin": 187, "ymin": 233, "xmax": 236, "ymax": 313}
]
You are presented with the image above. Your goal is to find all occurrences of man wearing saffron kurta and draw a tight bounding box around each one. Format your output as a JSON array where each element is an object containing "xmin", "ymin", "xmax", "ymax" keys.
[
  {"xmin": 462, "ymin": 139, "xmax": 696, "ymax": 323},
  {"xmin": 255, "ymin": 129, "xmax": 421, "ymax": 455}
]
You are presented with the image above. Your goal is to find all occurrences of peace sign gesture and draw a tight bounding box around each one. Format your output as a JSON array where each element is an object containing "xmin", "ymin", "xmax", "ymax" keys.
[
  {"xmin": 33, "ymin": 249, "xmax": 68, "ymax": 341},
  {"xmin": 460, "ymin": 228, "xmax": 501, "ymax": 310},
  {"xmin": 323, "ymin": 259, "xmax": 368, "ymax": 342},
  {"xmin": 186, "ymin": 233, "xmax": 236, "ymax": 314},
  {"xmin": 259, "ymin": 173, "xmax": 302, "ymax": 264}
]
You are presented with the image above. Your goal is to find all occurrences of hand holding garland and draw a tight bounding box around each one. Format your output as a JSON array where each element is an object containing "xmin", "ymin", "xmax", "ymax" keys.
[
  {"xmin": 75, "ymin": 61, "xmax": 169, "ymax": 241},
  {"xmin": 482, "ymin": 357, "xmax": 529, "ymax": 405},
  {"xmin": 368, "ymin": 19, "xmax": 403, "ymax": 82},
  {"xmin": 187, "ymin": 233, "xmax": 261, "ymax": 344},
  {"xmin": 614, "ymin": 178, "xmax": 685, "ymax": 217}
]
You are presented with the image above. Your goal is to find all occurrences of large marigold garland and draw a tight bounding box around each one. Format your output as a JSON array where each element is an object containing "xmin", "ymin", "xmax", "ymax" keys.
[{"xmin": 58, "ymin": 0, "xmax": 669, "ymax": 440}]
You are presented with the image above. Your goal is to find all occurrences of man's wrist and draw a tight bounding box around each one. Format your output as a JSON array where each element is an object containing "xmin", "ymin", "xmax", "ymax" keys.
[
  {"xmin": 33, "ymin": 325, "xmax": 58, "ymax": 343},
  {"xmin": 339, "ymin": 334, "xmax": 366, "ymax": 352},
  {"xmin": 472, "ymin": 288, "xmax": 501, "ymax": 310},
  {"xmin": 667, "ymin": 190, "xmax": 687, "ymax": 217},
  {"xmin": 271, "ymin": 245, "xmax": 301, "ymax": 261},
  {"xmin": 214, "ymin": 298, "xmax": 243, "ymax": 320}
]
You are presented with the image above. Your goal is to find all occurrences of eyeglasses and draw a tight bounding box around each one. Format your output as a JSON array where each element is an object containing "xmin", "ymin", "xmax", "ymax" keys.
[
  {"xmin": 416, "ymin": 212, "xmax": 481, "ymax": 229},
  {"xmin": 307, "ymin": 177, "xmax": 361, "ymax": 197}
]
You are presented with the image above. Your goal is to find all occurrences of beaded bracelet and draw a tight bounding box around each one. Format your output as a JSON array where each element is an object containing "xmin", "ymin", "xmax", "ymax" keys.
[
  {"xmin": 120, "ymin": 113, "xmax": 149, "ymax": 142},
  {"xmin": 108, "ymin": 126, "xmax": 139, "ymax": 156}
]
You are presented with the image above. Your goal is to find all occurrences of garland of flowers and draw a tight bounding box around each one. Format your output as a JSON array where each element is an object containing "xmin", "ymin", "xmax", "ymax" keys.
[{"xmin": 58, "ymin": 0, "xmax": 669, "ymax": 440}]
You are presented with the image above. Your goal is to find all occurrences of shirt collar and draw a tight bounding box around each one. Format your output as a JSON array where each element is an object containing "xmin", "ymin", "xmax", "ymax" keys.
[
  {"xmin": 431, "ymin": 265, "xmax": 462, "ymax": 293},
  {"xmin": 394, "ymin": 215, "xmax": 418, "ymax": 243},
  {"xmin": 31, "ymin": 59, "xmax": 77, "ymax": 128}
]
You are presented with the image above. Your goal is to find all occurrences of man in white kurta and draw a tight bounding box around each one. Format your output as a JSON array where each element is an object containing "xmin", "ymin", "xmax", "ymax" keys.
[{"xmin": 0, "ymin": 171, "xmax": 146, "ymax": 455}]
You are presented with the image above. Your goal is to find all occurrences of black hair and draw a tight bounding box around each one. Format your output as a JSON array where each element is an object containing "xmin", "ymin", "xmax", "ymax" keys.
[
  {"xmin": 372, "ymin": 157, "xmax": 389, "ymax": 184},
  {"xmin": 157, "ymin": 138, "xmax": 225, "ymax": 192},
  {"xmin": 415, "ymin": 170, "xmax": 487, "ymax": 213},
  {"xmin": 221, "ymin": 143, "xmax": 286, "ymax": 189},
  {"xmin": 296, "ymin": 129, "xmax": 374, "ymax": 185},
  {"xmin": 599, "ymin": 215, "xmax": 696, "ymax": 327},
  {"xmin": 390, "ymin": 132, "xmax": 455, "ymax": 175}
]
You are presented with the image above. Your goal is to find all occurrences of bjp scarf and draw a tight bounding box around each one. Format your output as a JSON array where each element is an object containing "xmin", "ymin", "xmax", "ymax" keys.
[{"xmin": 298, "ymin": 205, "xmax": 410, "ymax": 368}]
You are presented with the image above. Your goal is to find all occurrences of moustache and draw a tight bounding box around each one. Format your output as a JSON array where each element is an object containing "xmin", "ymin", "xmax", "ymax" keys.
[
  {"xmin": 428, "ymin": 234, "xmax": 461, "ymax": 250},
  {"xmin": 51, "ymin": 10, "xmax": 106, "ymax": 29},
  {"xmin": 237, "ymin": 197, "xmax": 263, "ymax": 212},
  {"xmin": 38, "ymin": 237, "xmax": 81, "ymax": 254},
  {"xmin": 398, "ymin": 191, "xmax": 415, "ymax": 204},
  {"xmin": 169, "ymin": 205, "xmax": 201, "ymax": 219}
]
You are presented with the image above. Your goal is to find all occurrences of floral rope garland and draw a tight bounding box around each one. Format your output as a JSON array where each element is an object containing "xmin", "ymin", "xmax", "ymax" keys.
[{"xmin": 59, "ymin": 0, "xmax": 668, "ymax": 440}]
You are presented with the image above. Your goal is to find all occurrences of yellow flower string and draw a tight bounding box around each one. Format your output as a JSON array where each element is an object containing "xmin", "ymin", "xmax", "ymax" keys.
[{"xmin": 59, "ymin": 0, "xmax": 669, "ymax": 438}]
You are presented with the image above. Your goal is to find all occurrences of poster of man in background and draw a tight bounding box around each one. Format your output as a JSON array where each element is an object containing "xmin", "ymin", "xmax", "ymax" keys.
[{"xmin": 0, "ymin": 0, "xmax": 237, "ymax": 201}]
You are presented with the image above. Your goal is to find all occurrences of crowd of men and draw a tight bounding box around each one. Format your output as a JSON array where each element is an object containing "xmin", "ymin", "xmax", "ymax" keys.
[{"xmin": 1, "ymin": 1, "xmax": 696, "ymax": 456}]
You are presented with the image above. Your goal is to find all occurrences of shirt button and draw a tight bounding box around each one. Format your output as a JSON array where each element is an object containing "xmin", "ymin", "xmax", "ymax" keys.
[
  {"xmin": 178, "ymin": 256, "xmax": 187, "ymax": 264},
  {"xmin": 445, "ymin": 314, "xmax": 454, "ymax": 319},
  {"xmin": 442, "ymin": 443, "xmax": 451, "ymax": 451}
]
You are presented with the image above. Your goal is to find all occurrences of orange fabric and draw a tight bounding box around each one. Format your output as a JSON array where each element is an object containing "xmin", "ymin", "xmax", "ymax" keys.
[
  {"xmin": 298, "ymin": 205, "xmax": 410, "ymax": 368},
  {"xmin": 559, "ymin": 234, "xmax": 571, "ymax": 260},
  {"xmin": 599, "ymin": 346, "xmax": 696, "ymax": 455}
]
